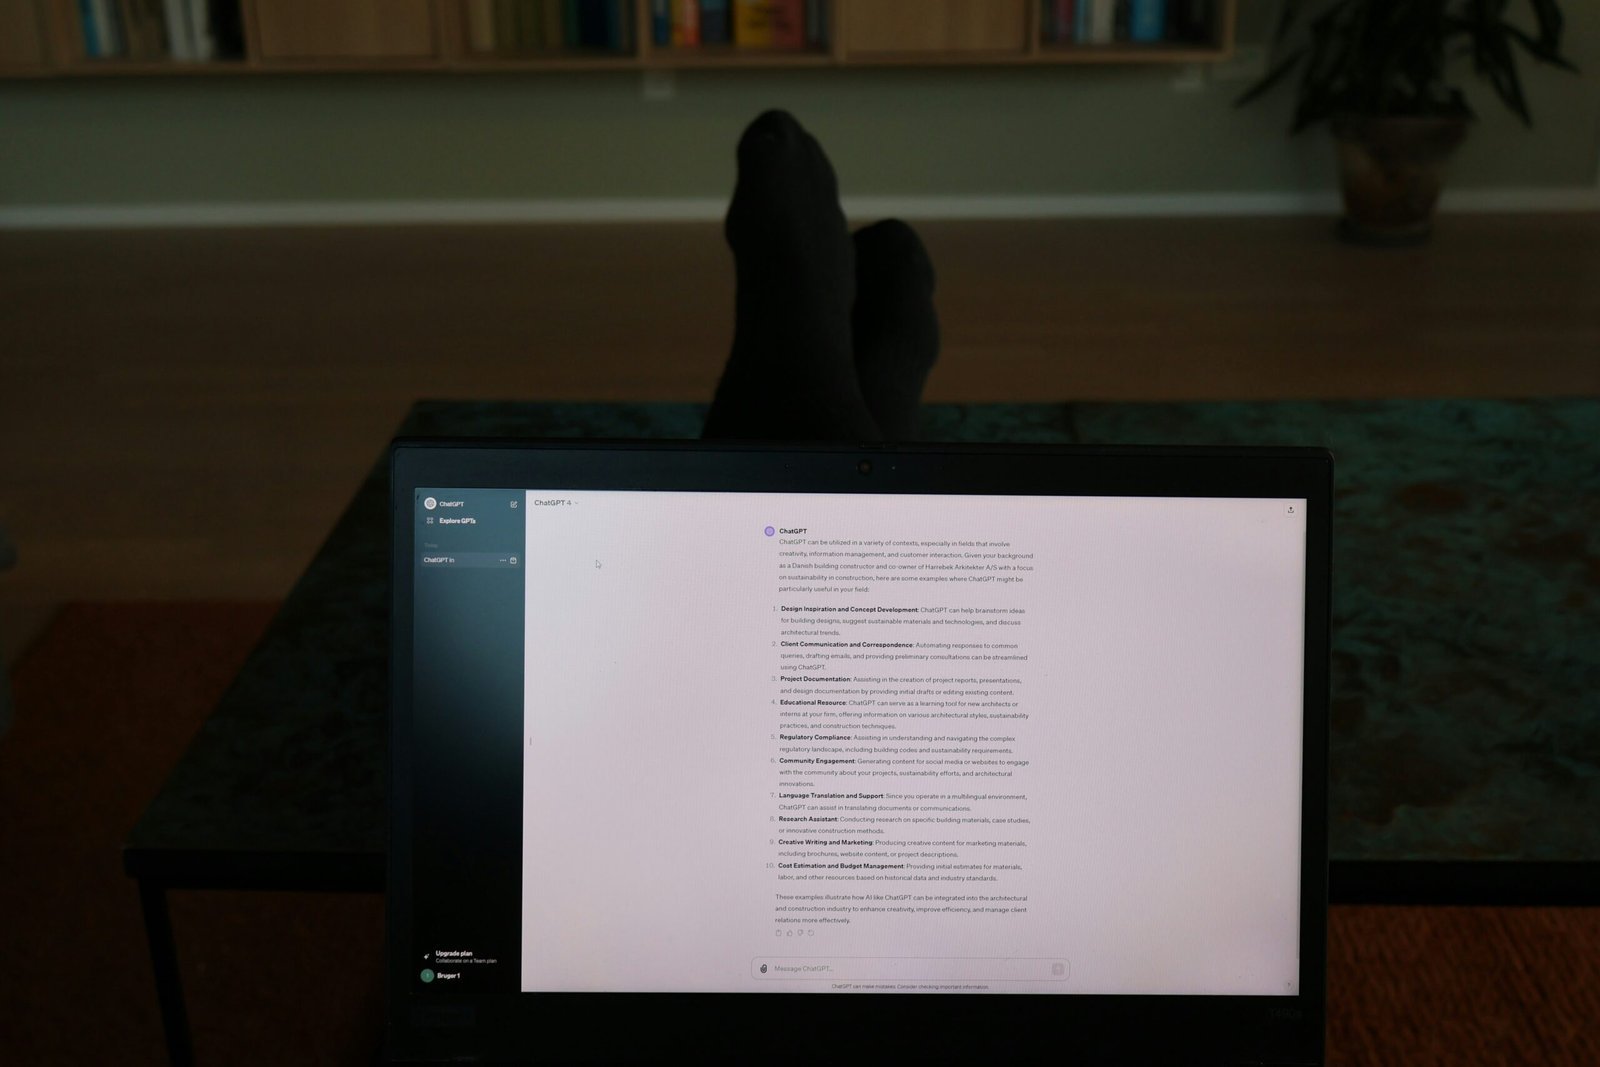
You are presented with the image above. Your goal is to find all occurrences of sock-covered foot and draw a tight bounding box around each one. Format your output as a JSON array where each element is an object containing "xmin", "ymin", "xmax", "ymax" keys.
[
  {"xmin": 851, "ymin": 219, "xmax": 940, "ymax": 441},
  {"xmin": 702, "ymin": 110, "xmax": 879, "ymax": 441}
]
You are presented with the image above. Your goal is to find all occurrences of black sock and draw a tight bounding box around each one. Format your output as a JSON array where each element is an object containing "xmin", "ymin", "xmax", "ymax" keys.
[
  {"xmin": 702, "ymin": 110, "xmax": 879, "ymax": 442},
  {"xmin": 851, "ymin": 219, "xmax": 939, "ymax": 441}
]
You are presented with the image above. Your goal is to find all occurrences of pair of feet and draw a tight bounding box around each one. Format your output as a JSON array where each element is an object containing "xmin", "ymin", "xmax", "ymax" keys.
[{"xmin": 702, "ymin": 111, "xmax": 939, "ymax": 442}]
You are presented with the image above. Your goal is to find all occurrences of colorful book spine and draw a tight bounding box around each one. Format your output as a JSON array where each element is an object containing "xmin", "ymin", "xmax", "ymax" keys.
[
  {"xmin": 102, "ymin": 0, "xmax": 126, "ymax": 55},
  {"xmin": 671, "ymin": 0, "xmax": 699, "ymax": 46},
  {"xmin": 1053, "ymin": 0, "xmax": 1075, "ymax": 42},
  {"xmin": 804, "ymin": 0, "xmax": 824, "ymax": 48},
  {"xmin": 184, "ymin": 0, "xmax": 211, "ymax": 58},
  {"xmin": 160, "ymin": 0, "xmax": 190, "ymax": 58},
  {"xmin": 733, "ymin": 0, "xmax": 771, "ymax": 47},
  {"xmin": 1128, "ymin": 0, "xmax": 1164, "ymax": 42},
  {"xmin": 1088, "ymin": 0, "xmax": 1114, "ymax": 44},
  {"xmin": 79, "ymin": 0, "xmax": 100, "ymax": 56},
  {"xmin": 769, "ymin": 0, "xmax": 803, "ymax": 48},
  {"xmin": 651, "ymin": 0, "xmax": 670, "ymax": 45},
  {"xmin": 700, "ymin": 0, "xmax": 729, "ymax": 44}
]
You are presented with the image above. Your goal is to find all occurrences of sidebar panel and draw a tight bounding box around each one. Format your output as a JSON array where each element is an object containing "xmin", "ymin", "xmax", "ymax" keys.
[{"xmin": 410, "ymin": 488, "xmax": 525, "ymax": 993}]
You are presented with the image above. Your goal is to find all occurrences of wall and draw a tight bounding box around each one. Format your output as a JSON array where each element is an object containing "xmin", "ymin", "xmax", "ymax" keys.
[{"xmin": 1, "ymin": 3, "xmax": 1596, "ymax": 215}]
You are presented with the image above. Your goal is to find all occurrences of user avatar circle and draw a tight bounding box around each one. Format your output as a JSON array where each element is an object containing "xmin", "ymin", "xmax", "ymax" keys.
[{"xmin": 764, "ymin": 526, "xmax": 775, "ymax": 537}]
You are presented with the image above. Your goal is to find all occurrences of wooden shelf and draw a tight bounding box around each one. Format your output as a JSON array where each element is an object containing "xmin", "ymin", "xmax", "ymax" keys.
[
  {"xmin": 448, "ymin": 52, "xmax": 641, "ymax": 73},
  {"xmin": 2, "ymin": 0, "xmax": 1239, "ymax": 78},
  {"xmin": 641, "ymin": 45, "xmax": 832, "ymax": 69},
  {"xmin": 1036, "ymin": 43, "xmax": 1232, "ymax": 65},
  {"xmin": 52, "ymin": 59, "xmax": 256, "ymax": 76}
]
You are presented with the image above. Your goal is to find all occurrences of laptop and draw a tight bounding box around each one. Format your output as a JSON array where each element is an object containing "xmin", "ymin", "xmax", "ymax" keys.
[{"xmin": 387, "ymin": 441, "xmax": 1331, "ymax": 1065}]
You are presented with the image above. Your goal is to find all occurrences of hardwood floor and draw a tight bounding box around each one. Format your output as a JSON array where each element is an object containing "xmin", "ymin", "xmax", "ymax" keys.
[{"xmin": 1, "ymin": 214, "xmax": 1597, "ymax": 649}]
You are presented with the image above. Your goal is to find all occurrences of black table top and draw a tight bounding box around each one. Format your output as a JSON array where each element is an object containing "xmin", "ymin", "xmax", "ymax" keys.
[{"xmin": 124, "ymin": 399, "xmax": 1600, "ymax": 904}]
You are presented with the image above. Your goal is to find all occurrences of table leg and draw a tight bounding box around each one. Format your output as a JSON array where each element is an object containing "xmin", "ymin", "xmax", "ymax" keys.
[{"xmin": 138, "ymin": 880, "xmax": 195, "ymax": 1067}]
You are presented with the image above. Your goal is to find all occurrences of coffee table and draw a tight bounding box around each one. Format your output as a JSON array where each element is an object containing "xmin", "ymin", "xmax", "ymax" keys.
[{"xmin": 125, "ymin": 398, "xmax": 1600, "ymax": 1066}]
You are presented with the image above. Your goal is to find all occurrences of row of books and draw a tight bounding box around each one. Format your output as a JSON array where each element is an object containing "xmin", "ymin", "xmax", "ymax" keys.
[
  {"xmin": 77, "ymin": 0, "xmax": 243, "ymax": 60},
  {"xmin": 465, "ymin": 0, "xmax": 823, "ymax": 54},
  {"xmin": 465, "ymin": 1, "xmax": 633, "ymax": 53},
  {"xmin": 650, "ymin": 1, "xmax": 824, "ymax": 49},
  {"xmin": 1040, "ymin": 0, "xmax": 1214, "ymax": 45}
]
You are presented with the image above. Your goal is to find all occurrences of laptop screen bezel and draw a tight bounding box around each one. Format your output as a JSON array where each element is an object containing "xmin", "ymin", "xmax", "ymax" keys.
[{"xmin": 388, "ymin": 440, "xmax": 1331, "ymax": 1066}]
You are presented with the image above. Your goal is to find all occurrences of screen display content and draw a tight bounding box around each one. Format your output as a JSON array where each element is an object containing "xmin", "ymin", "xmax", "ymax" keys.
[{"xmin": 410, "ymin": 488, "xmax": 1308, "ymax": 1000}]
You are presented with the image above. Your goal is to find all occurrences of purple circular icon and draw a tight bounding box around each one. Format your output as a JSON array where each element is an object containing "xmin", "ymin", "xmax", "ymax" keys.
[{"xmin": 764, "ymin": 526, "xmax": 775, "ymax": 537}]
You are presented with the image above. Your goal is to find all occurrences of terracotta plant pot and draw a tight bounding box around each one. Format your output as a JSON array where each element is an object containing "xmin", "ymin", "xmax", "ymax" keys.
[{"xmin": 1331, "ymin": 114, "xmax": 1470, "ymax": 245}]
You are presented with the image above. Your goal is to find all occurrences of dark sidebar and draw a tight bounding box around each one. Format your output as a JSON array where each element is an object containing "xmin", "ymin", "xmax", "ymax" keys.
[{"xmin": 410, "ymin": 488, "xmax": 526, "ymax": 993}]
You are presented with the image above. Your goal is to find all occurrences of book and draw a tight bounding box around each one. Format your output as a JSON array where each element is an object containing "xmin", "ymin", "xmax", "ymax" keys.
[
  {"xmin": 700, "ymin": 0, "xmax": 729, "ymax": 45},
  {"xmin": 562, "ymin": 0, "xmax": 580, "ymax": 47},
  {"xmin": 138, "ymin": 0, "xmax": 160, "ymax": 58},
  {"xmin": 104, "ymin": 0, "xmax": 127, "ymax": 56},
  {"xmin": 804, "ymin": 0, "xmax": 825, "ymax": 48},
  {"xmin": 185, "ymin": 0, "xmax": 212, "ymax": 59},
  {"xmin": 733, "ymin": 0, "xmax": 771, "ymax": 47},
  {"xmin": 78, "ymin": 0, "xmax": 100, "ymax": 57},
  {"xmin": 117, "ymin": 0, "xmax": 157, "ymax": 59},
  {"xmin": 574, "ymin": 0, "xmax": 593, "ymax": 46},
  {"xmin": 523, "ymin": 0, "xmax": 549, "ymax": 50},
  {"xmin": 614, "ymin": 0, "xmax": 633, "ymax": 50},
  {"xmin": 1173, "ymin": 0, "xmax": 1210, "ymax": 42},
  {"xmin": 543, "ymin": 0, "xmax": 565, "ymax": 48},
  {"xmin": 651, "ymin": 0, "xmax": 670, "ymax": 45},
  {"xmin": 1113, "ymin": 0, "xmax": 1130, "ymax": 41},
  {"xmin": 769, "ymin": 0, "xmax": 803, "ymax": 48},
  {"xmin": 1128, "ymin": 0, "xmax": 1164, "ymax": 43},
  {"xmin": 467, "ymin": 0, "xmax": 496, "ymax": 52},
  {"xmin": 671, "ymin": 0, "xmax": 698, "ymax": 46},
  {"xmin": 1054, "ymin": 0, "xmax": 1076, "ymax": 43},
  {"xmin": 1040, "ymin": 0, "xmax": 1054, "ymax": 42},
  {"xmin": 1089, "ymin": 0, "xmax": 1115, "ymax": 44},
  {"xmin": 509, "ymin": 0, "xmax": 525, "ymax": 49},
  {"xmin": 86, "ymin": 0, "xmax": 104, "ymax": 55},
  {"xmin": 209, "ymin": 0, "xmax": 243, "ymax": 57},
  {"xmin": 160, "ymin": 0, "xmax": 190, "ymax": 58},
  {"xmin": 491, "ymin": 0, "xmax": 515, "ymax": 50}
]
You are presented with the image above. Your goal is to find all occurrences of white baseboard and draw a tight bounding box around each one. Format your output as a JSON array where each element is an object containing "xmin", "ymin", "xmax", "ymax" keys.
[{"xmin": 1, "ymin": 188, "xmax": 1597, "ymax": 229}]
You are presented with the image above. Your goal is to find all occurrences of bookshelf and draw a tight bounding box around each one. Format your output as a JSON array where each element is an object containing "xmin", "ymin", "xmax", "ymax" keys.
[{"xmin": 0, "ymin": 1, "xmax": 1237, "ymax": 78}]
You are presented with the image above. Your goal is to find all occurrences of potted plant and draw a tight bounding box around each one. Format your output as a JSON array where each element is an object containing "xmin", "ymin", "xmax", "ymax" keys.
[{"xmin": 1238, "ymin": 1, "xmax": 1577, "ymax": 244}]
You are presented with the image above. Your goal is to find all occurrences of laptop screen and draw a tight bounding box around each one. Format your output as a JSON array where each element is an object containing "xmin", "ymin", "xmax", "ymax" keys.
[{"xmin": 406, "ymin": 482, "xmax": 1306, "ymax": 1001}]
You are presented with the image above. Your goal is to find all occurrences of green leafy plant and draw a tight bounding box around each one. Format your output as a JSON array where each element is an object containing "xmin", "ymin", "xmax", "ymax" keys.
[{"xmin": 1238, "ymin": 0, "xmax": 1578, "ymax": 132}]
